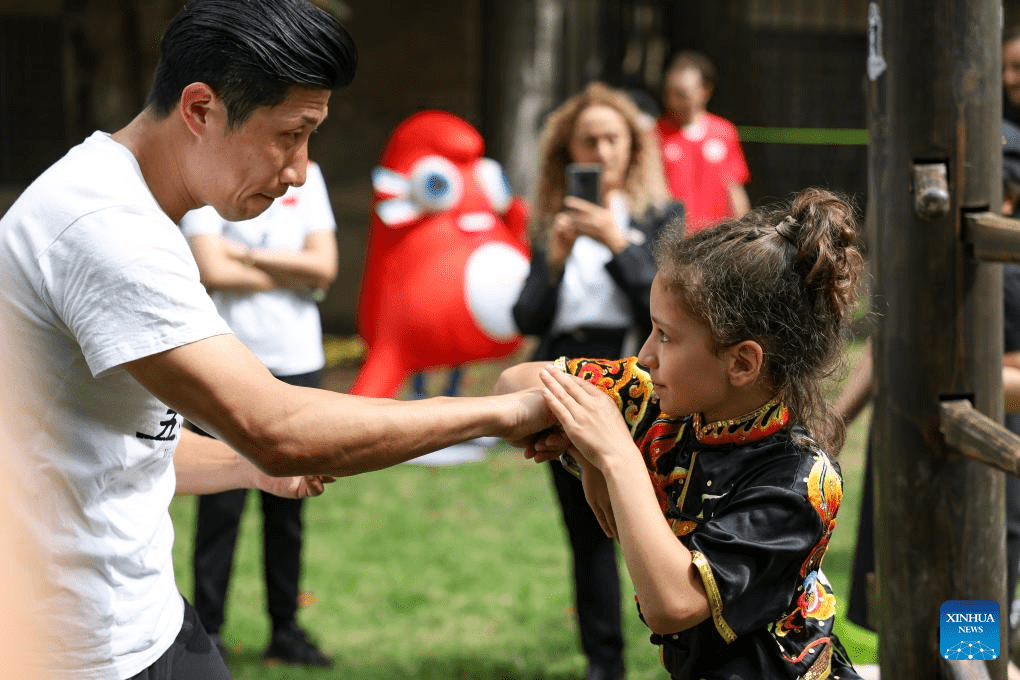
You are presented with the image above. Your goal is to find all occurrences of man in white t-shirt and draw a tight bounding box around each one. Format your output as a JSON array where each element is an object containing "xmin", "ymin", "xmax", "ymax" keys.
[
  {"xmin": 0, "ymin": 2, "xmax": 553, "ymax": 679},
  {"xmin": 179, "ymin": 161, "xmax": 337, "ymax": 666}
]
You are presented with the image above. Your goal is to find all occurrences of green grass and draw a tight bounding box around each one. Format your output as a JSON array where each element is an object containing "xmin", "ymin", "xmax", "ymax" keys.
[{"xmin": 169, "ymin": 340, "xmax": 877, "ymax": 678}]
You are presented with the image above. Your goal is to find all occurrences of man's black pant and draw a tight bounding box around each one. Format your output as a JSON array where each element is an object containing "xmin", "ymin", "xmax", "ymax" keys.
[
  {"xmin": 191, "ymin": 369, "xmax": 321, "ymax": 635},
  {"xmin": 128, "ymin": 599, "xmax": 231, "ymax": 680},
  {"xmin": 550, "ymin": 458, "xmax": 625, "ymax": 670}
]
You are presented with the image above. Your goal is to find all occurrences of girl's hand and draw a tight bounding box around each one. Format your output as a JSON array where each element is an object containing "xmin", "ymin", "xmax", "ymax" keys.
[
  {"xmin": 562, "ymin": 196, "xmax": 629, "ymax": 254},
  {"xmin": 539, "ymin": 367, "xmax": 639, "ymax": 473},
  {"xmin": 577, "ymin": 450, "xmax": 617, "ymax": 538}
]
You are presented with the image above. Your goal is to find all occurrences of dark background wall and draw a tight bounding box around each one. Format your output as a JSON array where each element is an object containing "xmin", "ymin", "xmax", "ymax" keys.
[{"xmin": 0, "ymin": 0, "xmax": 869, "ymax": 334}]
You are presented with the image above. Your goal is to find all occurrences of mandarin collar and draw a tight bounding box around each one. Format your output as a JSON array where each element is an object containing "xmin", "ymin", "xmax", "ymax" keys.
[{"xmin": 690, "ymin": 397, "xmax": 789, "ymax": 446}]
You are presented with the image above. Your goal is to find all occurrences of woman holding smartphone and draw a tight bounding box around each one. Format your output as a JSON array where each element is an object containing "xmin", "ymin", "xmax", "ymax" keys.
[{"xmin": 512, "ymin": 81, "xmax": 683, "ymax": 680}]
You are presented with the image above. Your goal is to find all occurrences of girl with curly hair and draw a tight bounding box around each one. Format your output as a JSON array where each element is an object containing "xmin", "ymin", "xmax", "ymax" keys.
[{"xmin": 502, "ymin": 188, "xmax": 865, "ymax": 679}]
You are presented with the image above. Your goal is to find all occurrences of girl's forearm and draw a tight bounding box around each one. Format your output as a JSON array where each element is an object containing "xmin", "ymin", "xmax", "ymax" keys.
[{"xmin": 602, "ymin": 453, "xmax": 711, "ymax": 634}]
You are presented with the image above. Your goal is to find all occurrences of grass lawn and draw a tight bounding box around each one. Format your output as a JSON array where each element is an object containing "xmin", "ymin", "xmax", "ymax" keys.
[{"xmin": 169, "ymin": 338, "xmax": 878, "ymax": 679}]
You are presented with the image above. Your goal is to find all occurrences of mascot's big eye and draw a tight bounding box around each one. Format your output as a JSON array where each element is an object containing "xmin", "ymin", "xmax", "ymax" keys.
[
  {"xmin": 409, "ymin": 155, "xmax": 464, "ymax": 213},
  {"xmin": 474, "ymin": 158, "xmax": 512, "ymax": 213}
]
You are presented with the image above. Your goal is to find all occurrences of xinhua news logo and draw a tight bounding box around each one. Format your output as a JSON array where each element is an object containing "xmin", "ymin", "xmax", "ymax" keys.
[{"xmin": 940, "ymin": 600, "xmax": 1000, "ymax": 661}]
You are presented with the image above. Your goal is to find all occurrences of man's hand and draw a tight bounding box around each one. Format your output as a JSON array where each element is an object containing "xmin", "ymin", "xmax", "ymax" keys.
[
  {"xmin": 500, "ymin": 387, "xmax": 557, "ymax": 446},
  {"xmin": 517, "ymin": 428, "xmax": 570, "ymax": 463},
  {"xmin": 258, "ymin": 473, "xmax": 336, "ymax": 499}
]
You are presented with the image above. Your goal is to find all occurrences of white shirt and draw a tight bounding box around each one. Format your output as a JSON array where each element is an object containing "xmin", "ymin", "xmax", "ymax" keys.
[
  {"xmin": 179, "ymin": 162, "xmax": 334, "ymax": 376},
  {"xmin": 551, "ymin": 192, "xmax": 635, "ymax": 334},
  {"xmin": 0, "ymin": 131, "xmax": 231, "ymax": 679}
]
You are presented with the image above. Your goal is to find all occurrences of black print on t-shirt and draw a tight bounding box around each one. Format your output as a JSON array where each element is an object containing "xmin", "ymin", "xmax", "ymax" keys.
[{"xmin": 136, "ymin": 409, "xmax": 179, "ymax": 441}]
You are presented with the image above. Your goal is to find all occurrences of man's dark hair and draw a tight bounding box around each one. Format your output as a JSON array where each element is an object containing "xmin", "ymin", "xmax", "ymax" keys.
[
  {"xmin": 664, "ymin": 50, "xmax": 716, "ymax": 90},
  {"xmin": 146, "ymin": 0, "xmax": 357, "ymax": 127}
]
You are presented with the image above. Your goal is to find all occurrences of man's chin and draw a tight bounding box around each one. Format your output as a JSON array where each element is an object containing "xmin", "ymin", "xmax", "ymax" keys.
[{"xmin": 219, "ymin": 197, "xmax": 273, "ymax": 221}]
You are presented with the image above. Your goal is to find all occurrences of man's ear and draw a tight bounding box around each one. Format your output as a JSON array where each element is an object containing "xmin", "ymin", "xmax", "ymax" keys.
[
  {"xmin": 179, "ymin": 82, "xmax": 218, "ymax": 137},
  {"xmin": 701, "ymin": 84, "xmax": 715, "ymax": 105},
  {"xmin": 727, "ymin": 340, "xmax": 764, "ymax": 388}
]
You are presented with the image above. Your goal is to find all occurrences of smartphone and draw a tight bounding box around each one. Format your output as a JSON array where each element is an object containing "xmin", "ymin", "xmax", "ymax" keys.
[{"xmin": 565, "ymin": 163, "xmax": 602, "ymax": 205}]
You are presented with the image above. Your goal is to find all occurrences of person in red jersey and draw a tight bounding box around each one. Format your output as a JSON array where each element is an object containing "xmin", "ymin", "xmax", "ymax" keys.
[{"xmin": 656, "ymin": 52, "xmax": 751, "ymax": 234}]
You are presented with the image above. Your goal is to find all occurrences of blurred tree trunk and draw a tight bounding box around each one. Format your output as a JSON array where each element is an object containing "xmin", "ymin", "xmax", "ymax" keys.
[
  {"xmin": 481, "ymin": 0, "xmax": 603, "ymax": 211},
  {"xmin": 63, "ymin": 0, "xmax": 182, "ymax": 138},
  {"xmin": 481, "ymin": 0, "xmax": 564, "ymax": 207}
]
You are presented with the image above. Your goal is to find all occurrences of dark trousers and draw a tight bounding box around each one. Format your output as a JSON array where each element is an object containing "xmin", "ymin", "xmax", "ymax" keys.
[
  {"xmin": 848, "ymin": 427, "xmax": 1020, "ymax": 630},
  {"xmin": 1006, "ymin": 414, "xmax": 1020, "ymax": 613},
  {"xmin": 551, "ymin": 444, "xmax": 625, "ymax": 670},
  {"xmin": 846, "ymin": 437, "xmax": 874, "ymax": 630},
  {"xmin": 129, "ymin": 599, "xmax": 231, "ymax": 680},
  {"xmin": 192, "ymin": 369, "xmax": 321, "ymax": 635},
  {"xmin": 1008, "ymin": 474, "xmax": 1020, "ymax": 614},
  {"xmin": 542, "ymin": 329, "xmax": 628, "ymax": 670}
]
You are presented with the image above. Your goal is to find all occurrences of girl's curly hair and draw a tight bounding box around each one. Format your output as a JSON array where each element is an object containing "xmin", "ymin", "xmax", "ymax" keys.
[{"xmin": 655, "ymin": 187, "xmax": 864, "ymax": 452}]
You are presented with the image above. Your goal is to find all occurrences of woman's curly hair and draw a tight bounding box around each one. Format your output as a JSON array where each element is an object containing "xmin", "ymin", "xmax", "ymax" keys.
[{"xmin": 530, "ymin": 82, "xmax": 670, "ymax": 245}]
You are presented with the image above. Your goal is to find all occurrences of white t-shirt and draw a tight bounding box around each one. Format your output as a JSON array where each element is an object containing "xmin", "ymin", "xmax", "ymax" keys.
[
  {"xmin": 0, "ymin": 131, "xmax": 231, "ymax": 679},
  {"xmin": 179, "ymin": 161, "xmax": 334, "ymax": 376}
]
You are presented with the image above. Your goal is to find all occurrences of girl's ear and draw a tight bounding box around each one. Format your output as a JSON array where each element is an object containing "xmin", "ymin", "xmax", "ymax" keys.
[{"xmin": 727, "ymin": 340, "xmax": 764, "ymax": 387}]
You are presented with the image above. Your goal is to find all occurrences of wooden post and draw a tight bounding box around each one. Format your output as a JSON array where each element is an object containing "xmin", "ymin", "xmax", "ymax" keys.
[{"xmin": 869, "ymin": 0, "xmax": 1006, "ymax": 677}]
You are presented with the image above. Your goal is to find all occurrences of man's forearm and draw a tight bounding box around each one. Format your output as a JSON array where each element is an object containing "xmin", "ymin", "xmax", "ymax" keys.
[
  {"xmin": 231, "ymin": 389, "xmax": 530, "ymax": 476},
  {"xmin": 174, "ymin": 427, "xmax": 256, "ymax": 495},
  {"xmin": 174, "ymin": 428, "xmax": 331, "ymax": 499},
  {"xmin": 727, "ymin": 181, "xmax": 751, "ymax": 218},
  {"xmin": 129, "ymin": 335, "xmax": 554, "ymax": 479},
  {"xmin": 495, "ymin": 361, "xmax": 548, "ymax": 395},
  {"xmin": 247, "ymin": 247, "xmax": 336, "ymax": 290}
]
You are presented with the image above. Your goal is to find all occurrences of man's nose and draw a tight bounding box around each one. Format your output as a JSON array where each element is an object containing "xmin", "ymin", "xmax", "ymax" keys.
[{"xmin": 281, "ymin": 149, "xmax": 308, "ymax": 187}]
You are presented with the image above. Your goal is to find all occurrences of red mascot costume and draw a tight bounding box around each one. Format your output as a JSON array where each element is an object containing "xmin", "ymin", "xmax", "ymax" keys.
[{"xmin": 351, "ymin": 110, "xmax": 530, "ymax": 398}]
